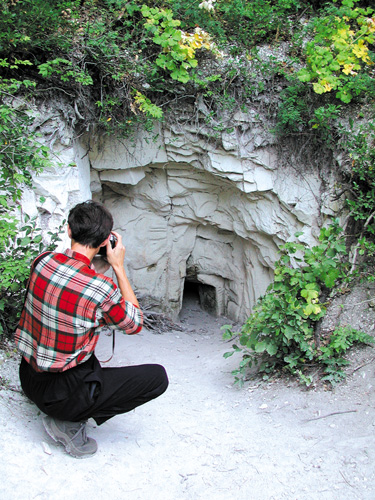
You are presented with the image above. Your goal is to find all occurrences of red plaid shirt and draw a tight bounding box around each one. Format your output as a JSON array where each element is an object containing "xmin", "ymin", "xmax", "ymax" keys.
[{"xmin": 15, "ymin": 249, "xmax": 143, "ymax": 372}]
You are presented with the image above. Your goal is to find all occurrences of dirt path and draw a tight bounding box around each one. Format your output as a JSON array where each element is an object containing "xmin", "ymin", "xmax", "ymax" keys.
[{"xmin": 1, "ymin": 297, "xmax": 375, "ymax": 499}]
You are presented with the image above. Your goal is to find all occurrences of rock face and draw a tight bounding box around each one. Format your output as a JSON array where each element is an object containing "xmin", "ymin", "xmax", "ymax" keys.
[{"xmin": 25, "ymin": 103, "xmax": 343, "ymax": 323}]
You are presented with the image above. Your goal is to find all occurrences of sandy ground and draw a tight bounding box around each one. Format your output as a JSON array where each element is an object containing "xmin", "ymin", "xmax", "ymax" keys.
[{"xmin": 1, "ymin": 293, "xmax": 375, "ymax": 500}]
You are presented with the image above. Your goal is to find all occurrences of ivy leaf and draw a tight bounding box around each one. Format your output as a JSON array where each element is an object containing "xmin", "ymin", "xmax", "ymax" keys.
[
  {"xmin": 266, "ymin": 343, "xmax": 278, "ymax": 356},
  {"xmin": 313, "ymin": 82, "xmax": 327, "ymax": 94},
  {"xmin": 336, "ymin": 89, "xmax": 352, "ymax": 103},
  {"xmin": 283, "ymin": 325, "xmax": 295, "ymax": 340},
  {"xmin": 297, "ymin": 68, "xmax": 312, "ymax": 82},
  {"xmin": 324, "ymin": 269, "xmax": 340, "ymax": 288},
  {"xmin": 19, "ymin": 237, "xmax": 31, "ymax": 246},
  {"xmin": 342, "ymin": 0, "xmax": 354, "ymax": 6},
  {"xmin": 254, "ymin": 341, "xmax": 267, "ymax": 353}
]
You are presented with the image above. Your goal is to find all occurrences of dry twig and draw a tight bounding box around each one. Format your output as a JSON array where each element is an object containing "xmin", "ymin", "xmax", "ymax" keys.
[
  {"xmin": 302, "ymin": 409, "xmax": 357, "ymax": 423},
  {"xmin": 350, "ymin": 355, "xmax": 375, "ymax": 374},
  {"xmin": 139, "ymin": 296, "xmax": 183, "ymax": 334}
]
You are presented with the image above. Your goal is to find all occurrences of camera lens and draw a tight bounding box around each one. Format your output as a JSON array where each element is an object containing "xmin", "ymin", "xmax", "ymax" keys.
[{"xmin": 110, "ymin": 234, "xmax": 117, "ymax": 249}]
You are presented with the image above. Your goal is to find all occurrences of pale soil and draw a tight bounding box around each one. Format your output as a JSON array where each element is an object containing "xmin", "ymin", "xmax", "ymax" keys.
[{"xmin": 1, "ymin": 293, "xmax": 375, "ymax": 500}]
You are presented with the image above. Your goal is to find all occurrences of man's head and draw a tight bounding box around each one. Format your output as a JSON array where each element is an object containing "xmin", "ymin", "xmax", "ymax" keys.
[{"xmin": 68, "ymin": 200, "xmax": 113, "ymax": 248}]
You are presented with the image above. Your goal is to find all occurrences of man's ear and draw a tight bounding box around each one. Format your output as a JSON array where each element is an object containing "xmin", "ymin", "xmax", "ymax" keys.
[
  {"xmin": 67, "ymin": 224, "xmax": 72, "ymax": 239},
  {"xmin": 99, "ymin": 235, "xmax": 110, "ymax": 248}
]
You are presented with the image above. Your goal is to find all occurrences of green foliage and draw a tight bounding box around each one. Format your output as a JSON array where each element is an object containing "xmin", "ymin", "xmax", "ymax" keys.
[
  {"xmin": 38, "ymin": 58, "xmax": 93, "ymax": 85},
  {"xmin": 0, "ymin": 64, "xmax": 63, "ymax": 337},
  {"xmin": 0, "ymin": 211, "xmax": 64, "ymax": 337},
  {"xmin": 142, "ymin": 6, "xmax": 191, "ymax": 84},
  {"xmin": 342, "ymin": 120, "xmax": 375, "ymax": 260},
  {"xmin": 309, "ymin": 103, "xmax": 342, "ymax": 130},
  {"xmin": 169, "ymin": 0, "xmax": 305, "ymax": 50},
  {"xmin": 0, "ymin": 0, "xmax": 81, "ymax": 57},
  {"xmin": 141, "ymin": 5, "xmax": 216, "ymax": 84},
  {"xmin": 133, "ymin": 90, "xmax": 163, "ymax": 118},
  {"xmin": 0, "ymin": 0, "xmax": 220, "ymax": 123},
  {"xmin": 1, "ymin": 0, "xmax": 372, "ymax": 130},
  {"xmin": 3, "ymin": 0, "xmax": 359, "ymax": 128},
  {"xmin": 307, "ymin": 103, "xmax": 343, "ymax": 145},
  {"xmin": 0, "ymin": 66, "xmax": 51, "ymax": 202},
  {"xmin": 319, "ymin": 326, "xmax": 374, "ymax": 384},
  {"xmin": 222, "ymin": 220, "xmax": 363, "ymax": 386},
  {"xmin": 297, "ymin": 0, "xmax": 375, "ymax": 103},
  {"xmin": 276, "ymin": 83, "xmax": 311, "ymax": 134}
]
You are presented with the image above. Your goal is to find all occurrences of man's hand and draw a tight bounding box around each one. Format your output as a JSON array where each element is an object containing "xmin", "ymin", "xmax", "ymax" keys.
[
  {"xmin": 104, "ymin": 231, "xmax": 140, "ymax": 308},
  {"xmin": 105, "ymin": 231, "xmax": 126, "ymax": 270}
]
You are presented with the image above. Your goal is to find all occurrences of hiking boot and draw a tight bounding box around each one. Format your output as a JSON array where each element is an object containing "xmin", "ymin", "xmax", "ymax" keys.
[{"xmin": 43, "ymin": 416, "xmax": 97, "ymax": 458}]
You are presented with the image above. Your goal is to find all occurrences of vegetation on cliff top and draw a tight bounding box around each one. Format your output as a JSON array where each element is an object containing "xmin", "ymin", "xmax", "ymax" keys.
[{"xmin": 1, "ymin": 1, "xmax": 373, "ymax": 125}]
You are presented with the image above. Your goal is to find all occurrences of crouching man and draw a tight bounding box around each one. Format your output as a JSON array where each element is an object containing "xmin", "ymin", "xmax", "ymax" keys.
[{"xmin": 14, "ymin": 200, "xmax": 168, "ymax": 458}]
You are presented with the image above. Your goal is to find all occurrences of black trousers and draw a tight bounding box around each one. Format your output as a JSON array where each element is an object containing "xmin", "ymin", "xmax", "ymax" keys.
[{"xmin": 19, "ymin": 355, "xmax": 168, "ymax": 425}]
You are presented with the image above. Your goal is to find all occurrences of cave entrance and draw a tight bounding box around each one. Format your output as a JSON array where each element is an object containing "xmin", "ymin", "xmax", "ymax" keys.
[{"xmin": 182, "ymin": 280, "xmax": 217, "ymax": 316}]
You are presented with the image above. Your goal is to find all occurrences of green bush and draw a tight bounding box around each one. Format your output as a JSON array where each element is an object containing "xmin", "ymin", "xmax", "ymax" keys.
[
  {"xmin": 0, "ymin": 212, "xmax": 63, "ymax": 337},
  {"xmin": 0, "ymin": 0, "xmax": 80, "ymax": 56},
  {"xmin": 170, "ymin": 0, "xmax": 305, "ymax": 50},
  {"xmin": 0, "ymin": 67, "xmax": 63, "ymax": 337},
  {"xmin": 223, "ymin": 220, "xmax": 373, "ymax": 386},
  {"xmin": 318, "ymin": 326, "xmax": 373, "ymax": 384},
  {"xmin": 297, "ymin": 0, "xmax": 375, "ymax": 103},
  {"xmin": 341, "ymin": 120, "xmax": 375, "ymax": 266},
  {"xmin": 276, "ymin": 82, "xmax": 312, "ymax": 134}
]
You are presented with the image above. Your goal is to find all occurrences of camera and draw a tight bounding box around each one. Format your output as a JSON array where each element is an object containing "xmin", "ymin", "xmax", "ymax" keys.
[{"xmin": 98, "ymin": 234, "xmax": 117, "ymax": 258}]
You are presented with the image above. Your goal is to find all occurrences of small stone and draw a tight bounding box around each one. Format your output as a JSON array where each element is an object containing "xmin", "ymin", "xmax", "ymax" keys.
[{"xmin": 42, "ymin": 441, "xmax": 52, "ymax": 455}]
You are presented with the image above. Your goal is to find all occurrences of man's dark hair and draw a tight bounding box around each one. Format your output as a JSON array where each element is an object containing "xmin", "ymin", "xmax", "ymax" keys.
[{"xmin": 68, "ymin": 200, "xmax": 113, "ymax": 248}]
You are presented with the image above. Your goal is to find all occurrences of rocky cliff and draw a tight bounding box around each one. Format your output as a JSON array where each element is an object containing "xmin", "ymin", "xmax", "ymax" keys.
[{"xmin": 22, "ymin": 98, "xmax": 345, "ymax": 322}]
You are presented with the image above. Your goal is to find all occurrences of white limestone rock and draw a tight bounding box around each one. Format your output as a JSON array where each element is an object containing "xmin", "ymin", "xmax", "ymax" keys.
[
  {"xmin": 21, "ymin": 100, "xmax": 345, "ymax": 323},
  {"xmin": 89, "ymin": 124, "xmax": 167, "ymax": 171},
  {"xmin": 99, "ymin": 168, "xmax": 148, "ymax": 186}
]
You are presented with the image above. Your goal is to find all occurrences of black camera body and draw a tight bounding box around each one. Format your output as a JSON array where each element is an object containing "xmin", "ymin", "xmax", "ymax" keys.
[{"xmin": 98, "ymin": 234, "xmax": 117, "ymax": 258}]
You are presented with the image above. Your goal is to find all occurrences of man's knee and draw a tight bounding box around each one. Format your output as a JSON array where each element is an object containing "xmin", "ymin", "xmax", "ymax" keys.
[{"xmin": 151, "ymin": 364, "xmax": 169, "ymax": 396}]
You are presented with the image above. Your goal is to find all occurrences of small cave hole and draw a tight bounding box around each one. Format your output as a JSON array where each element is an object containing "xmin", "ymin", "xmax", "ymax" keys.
[{"xmin": 181, "ymin": 280, "xmax": 217, "ymax": 316}]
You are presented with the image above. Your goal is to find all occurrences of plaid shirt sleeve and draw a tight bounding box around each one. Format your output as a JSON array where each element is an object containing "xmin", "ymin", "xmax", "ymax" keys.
[{"xmin": 14, "ymin": 250, "xmax": 143, "ymax": 373}]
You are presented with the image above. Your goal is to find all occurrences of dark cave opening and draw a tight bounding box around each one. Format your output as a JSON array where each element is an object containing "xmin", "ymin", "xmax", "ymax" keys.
[{"xmin": 182, "ymin": 280, "xmax": 217, "ymax": 315}]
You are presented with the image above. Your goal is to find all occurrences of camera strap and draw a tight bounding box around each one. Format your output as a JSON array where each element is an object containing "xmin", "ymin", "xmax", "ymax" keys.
[{"xmin": 98, "ymin": 330, "xmax": 116, "ymax": 364}]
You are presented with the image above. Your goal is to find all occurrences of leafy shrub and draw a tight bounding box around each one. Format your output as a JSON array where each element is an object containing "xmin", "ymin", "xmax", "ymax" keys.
[
  {"xmin": 297, "ymin": 0, "xmax": 375, "ymax": 103},
  {"xmin": 0, "ymin": 67, "xmax": 63, "ymax": 337},
  {"xmin": 342, "ymin": 120, "xmax": 375, "ymax": 265},
  {"xmin": 0, "ymin": 212, "xmax": 63, "ymax": 337},
  {"xmin": 0, "ymin": 0, "xmax": 80, "ymax": 56},
  {"xmin": 318, "ymin": 326, "xmax": 373, "ymax": 384},
  {"xmin": 222, "ymin": 220, "xmax": 374, "ymax": 386},
  {"xmin": 276, "ymin": 82, "xmax": 312, "ymax": 134},
  {"xmin": 170, "ymin": 0, "xmax": 306, "ymax": 50}
]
